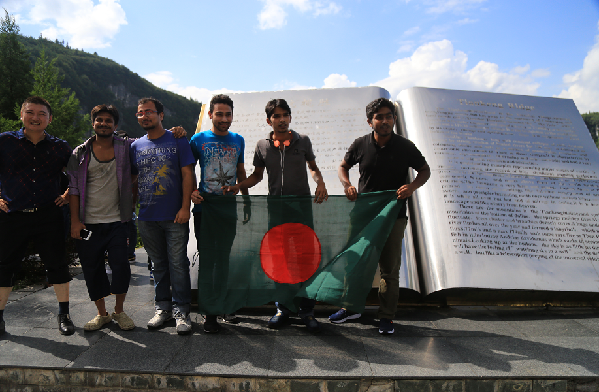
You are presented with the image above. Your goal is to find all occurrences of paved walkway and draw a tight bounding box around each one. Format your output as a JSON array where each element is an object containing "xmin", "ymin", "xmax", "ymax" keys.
[{"xmin": 2, "ymin": 249, "xmax": 599, "ymax": 389}]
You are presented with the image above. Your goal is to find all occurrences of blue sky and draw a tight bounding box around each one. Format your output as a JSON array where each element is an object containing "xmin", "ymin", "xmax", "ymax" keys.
[{"xmin": 3, "ymin": 0, "xmax": 599, "ymax": 113}]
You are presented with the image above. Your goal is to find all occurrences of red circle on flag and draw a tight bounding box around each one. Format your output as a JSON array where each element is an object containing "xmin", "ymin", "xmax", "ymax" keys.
[{"xmin": 260, "ymin": 223, "xmax": 321, "ymax": 284}]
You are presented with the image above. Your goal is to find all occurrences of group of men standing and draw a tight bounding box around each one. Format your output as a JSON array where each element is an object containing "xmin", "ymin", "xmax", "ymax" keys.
[{"xmin": 0, "ymin": 93, "xmax": 429, "ymax": 337}]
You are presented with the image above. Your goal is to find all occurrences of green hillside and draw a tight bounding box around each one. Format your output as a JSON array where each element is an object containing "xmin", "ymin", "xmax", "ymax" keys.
[{"xmin": 17, "ymin": 36, "xmax": 201, "ymax": 139}]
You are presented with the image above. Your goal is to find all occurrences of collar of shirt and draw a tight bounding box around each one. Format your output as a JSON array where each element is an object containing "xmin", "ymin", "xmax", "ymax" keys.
[
  {"xmin": 369, "ymin": 131, "xmax": 398, "ymax": 148},
  {"xmin": 17, "ymin": 128, "xmax": 52, "ymax": 143}
]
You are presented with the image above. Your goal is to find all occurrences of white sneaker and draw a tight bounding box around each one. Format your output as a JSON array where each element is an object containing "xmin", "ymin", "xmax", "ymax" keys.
[
  {"xmin": 175, "ymin": 312, "xmax": 192, "ymax": 335},
  {"xmin": 147, "ymin": 309, "xmax": 172, "ymax": 329}
]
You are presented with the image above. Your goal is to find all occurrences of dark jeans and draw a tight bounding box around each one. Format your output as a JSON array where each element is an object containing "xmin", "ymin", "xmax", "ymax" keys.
[
  {"xmin": 77, "ymin": 222, "xmax": 131, "ymax": 301},
  {"xmin": 0, "ymin": 205, "xmax": 70, "ymax": 287},
  {"xmin": 377, "ymin": 218, "xmax": 407, "ymax": 320},
  {"xmin": 138, "ymin": 220, "xmax": 191, "ymax": 315}
]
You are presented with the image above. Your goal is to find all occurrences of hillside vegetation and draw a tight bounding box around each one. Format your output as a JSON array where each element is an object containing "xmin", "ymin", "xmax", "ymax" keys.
[{"xmin": 17, "ymin": 35, "xmax": 201, "ymax": 139}]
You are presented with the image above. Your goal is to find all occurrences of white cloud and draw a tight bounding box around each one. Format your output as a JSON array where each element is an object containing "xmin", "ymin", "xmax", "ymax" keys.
[
  {"xmin": 398, "ymin": 41, "xmax": 415, "ymax": 53},
  {"xmin": 258, "ymin": 0, "xmax": 341, "ymax": 30},
  {"xmin": 15, "ymin": 0, "xmax": 126, "ymax": 49},
  {"xmin": 424, "ymin": 0, "xmax": 487, "ymax": 14},
  {"xmin": 403, "ymin": 26, "xmax": 420, "ymax": 36},
  {"xmin": 313, "ymin": 2, "xmax": 341, "ymax": 16},
  {"xmin": 144, "ymin": 71, "xmax": 175, "ymax": 87},
  {"xmin": 2, "ymin": 0, "xmax": 26, "ymax": 14},
  {"xmin": 144, "ymin": 71, "xmax": 244, "ymax": 105},
  {"xmin": 557, "ymin": 27, "xmax": 599, "ymax": 113},
  {"xmin": 273, "ymin": 79, "xmax": 317, "ymax": 90},
  {"xmin": 145, "ymin": 71, "xmax": 327, "ymax": 103},
  {"xmin": 258, "ymin": 1, "xmax": 288, "ymax": 29},
  {"xmin": 322, "ymin": 73, "xmax": 357, "ymax": 88},
  {"xmin": 457, "ymin": 17, "xmax": 478, "ymax": 25},
  {"xmin": 531, "ymin": 68, "xmax": 550, "ymax": 78},
  {"xmin": 511, "ymin": 65, "xmax": 530, "ymax": 75},
  {"xmin": 374, "ymin": 39, "xmax": 544, "ymax": 99}
]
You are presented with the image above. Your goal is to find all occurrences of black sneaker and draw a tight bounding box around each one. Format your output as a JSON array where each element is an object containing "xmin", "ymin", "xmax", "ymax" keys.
[
  {"xmin": 0, "ymin": 319, "xmax": 5, "ymax": 335},
  {"xmin": 268, "ymin": 310, "xmax": 290, "ymax": 329},
  {"xmin": 300, "ymin": 314, "xmax": 320, "ymax": 333},
  {"xmin": 203, "ymin": 315, "xmax": 220, "ymax": 333},
  {"xmin": 379, "ymin": 318, "xmax": 394, "ymax": 335}
]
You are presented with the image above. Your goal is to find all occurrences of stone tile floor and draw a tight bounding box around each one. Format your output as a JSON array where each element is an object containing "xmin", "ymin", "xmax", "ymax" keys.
[{"xmin": 2, "ymin": 249, "xmax": 599, "ymax": 380}]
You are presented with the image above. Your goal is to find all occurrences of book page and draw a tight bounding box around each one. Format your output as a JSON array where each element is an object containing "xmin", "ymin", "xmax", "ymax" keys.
[{"xmin": 398, "ymin": 87, "xmax": 599, "ymax": 294}]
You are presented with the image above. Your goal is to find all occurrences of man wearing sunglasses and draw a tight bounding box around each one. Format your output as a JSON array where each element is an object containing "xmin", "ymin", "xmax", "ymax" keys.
[{"xmin": 130, "ymin": 97, "xmax": 195, "ymax": 335}]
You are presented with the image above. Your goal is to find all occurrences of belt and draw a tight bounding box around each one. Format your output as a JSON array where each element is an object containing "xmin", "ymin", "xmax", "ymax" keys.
[
  {"xmin": 20, "ymin": 207, "xmax": 41, "ymax": 213},
  {"xmin": 19, "ymin": 204, "xmax": 55, "ymax": 213}
]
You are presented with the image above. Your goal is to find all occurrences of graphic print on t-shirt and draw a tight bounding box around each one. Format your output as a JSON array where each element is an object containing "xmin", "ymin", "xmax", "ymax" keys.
[
  {"xmin": 152, "ymin": 164, "xmax": 170, "ymax": 195},
  {"xmin": 136, "ymin": 146, "xmax": 178, "ymax": 205},
  {"xmin": 201, "ymin": 142, "xmax": 240, "ymax": 194}
]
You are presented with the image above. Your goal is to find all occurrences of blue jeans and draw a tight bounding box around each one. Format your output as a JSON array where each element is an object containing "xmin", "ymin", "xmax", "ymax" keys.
[{"xmin": 138, "ymin": 220, "xmax": 191, "ymax": 315}]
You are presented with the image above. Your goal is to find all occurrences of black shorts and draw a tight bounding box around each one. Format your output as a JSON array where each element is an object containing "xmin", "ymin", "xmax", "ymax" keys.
[{"xmin": 0, "ymin": 205, "xmax": 70, "ymax": 287}]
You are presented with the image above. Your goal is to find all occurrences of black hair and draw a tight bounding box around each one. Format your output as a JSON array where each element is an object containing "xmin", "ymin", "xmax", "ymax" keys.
[
  {"xmin": 138, "ymin": 97, "xmax": 164, "ymax": 114},
  {"xmin": 21, "ymin": 96, "xmax": 52, "ymax": 116},
  {"xmin": 265, "ymin": 98, "xmax": 291, "ymax": 118},
  {"xmin": 91, "ymin": 104, "xmax": 120, "ymax": 126},
  {"xmin": 210, "ymin": 94, "xmax": 234, "ymax": 113},
  {"xmin": 366, "ymin": 98, "xmax": 395, "ymax": 121}
]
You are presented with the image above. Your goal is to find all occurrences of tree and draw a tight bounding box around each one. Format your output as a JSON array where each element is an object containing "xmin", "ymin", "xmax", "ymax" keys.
[
  {"xmin": 0, "ymin": 9, "xmax": 33, "ymax": 120},
  {"xmin": 581, "ymin": 112, "xmax": 599, "ymax": 150},
  {"xmin": 0, "ymin": 116, "xmax": 19, "ymax": 134},
  {"xmin": 582, "ymin": 112, "xmax": 599, "ymax": 139},
  {"xmin": 30, "ymin": 50, "xmax": 89, "ymax": 147}
]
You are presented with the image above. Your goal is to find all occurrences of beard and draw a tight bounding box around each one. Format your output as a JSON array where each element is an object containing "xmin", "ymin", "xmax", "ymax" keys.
[
  {"xmin": 374, "ymin": 127, "xmax": 392, "ymax": 136},
  {"xmin": 95, "ymin": 128, "xmax": 114, "ymax": 138}
]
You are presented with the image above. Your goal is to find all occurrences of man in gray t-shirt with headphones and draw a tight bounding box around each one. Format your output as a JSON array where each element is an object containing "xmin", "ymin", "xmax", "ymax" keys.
[{"xmin": 224, "ymin": 98, "xmax": 328, "ymax": 332}]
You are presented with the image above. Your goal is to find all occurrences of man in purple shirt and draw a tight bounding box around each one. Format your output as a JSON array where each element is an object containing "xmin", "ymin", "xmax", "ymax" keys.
[{"xmin": 0, "ymin": 96, "xmax": 74, "ymax": 336}]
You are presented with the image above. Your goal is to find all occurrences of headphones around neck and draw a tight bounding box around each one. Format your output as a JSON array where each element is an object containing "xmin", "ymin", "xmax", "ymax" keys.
[
  {"xmin": 273, "ymin": 131, "xmax": 292, "ymax": 147},
  {"xmin": 273, "ymin": 139, "xmax": 290, "ymax": 147}
]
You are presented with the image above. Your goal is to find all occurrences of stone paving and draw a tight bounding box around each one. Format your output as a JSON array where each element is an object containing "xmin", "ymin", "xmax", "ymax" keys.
[{"xmin": 2, "ymin": 249, "xmax": 599, "ymax": 391}]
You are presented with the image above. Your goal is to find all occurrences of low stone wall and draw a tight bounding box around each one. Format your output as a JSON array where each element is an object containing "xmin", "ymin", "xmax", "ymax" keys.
[{"xmin": 1, "ymin": 367, "xmax": 592, "ymax": 391}]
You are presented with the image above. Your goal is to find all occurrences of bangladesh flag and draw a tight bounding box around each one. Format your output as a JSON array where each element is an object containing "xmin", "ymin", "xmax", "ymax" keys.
[{"xmin": 197, "ymin": 191, "xmax": 404, "ymax": 315}]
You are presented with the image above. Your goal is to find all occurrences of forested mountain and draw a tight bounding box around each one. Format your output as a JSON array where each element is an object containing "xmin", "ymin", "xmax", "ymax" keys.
[{"xmin": 17, "ymin": 35, "xmax": 201, "ymax": 139}]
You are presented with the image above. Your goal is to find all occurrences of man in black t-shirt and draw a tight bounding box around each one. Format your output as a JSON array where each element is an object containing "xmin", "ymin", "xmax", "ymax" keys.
[{"xmin": 329, "ymin": 98, "xmax": 430, "ymax": 335}]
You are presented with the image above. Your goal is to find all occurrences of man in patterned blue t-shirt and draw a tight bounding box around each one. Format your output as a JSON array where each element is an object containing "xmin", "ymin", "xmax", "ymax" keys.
[
  {"xmin": 130, "ymin": 97, "xmax": 195, "ymax": 335},
  {"xmin": 190, "ymin": 94, "xmax": 248, "ymax": 333}
]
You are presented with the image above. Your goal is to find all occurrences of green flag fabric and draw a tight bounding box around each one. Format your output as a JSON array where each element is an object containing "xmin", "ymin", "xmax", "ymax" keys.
[{"xmin": 197, "ymin": 190, "xmax": 404, "ymax": 315}]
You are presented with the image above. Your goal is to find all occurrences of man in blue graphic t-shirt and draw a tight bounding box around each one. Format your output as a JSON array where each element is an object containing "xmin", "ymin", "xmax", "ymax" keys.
[
  {"xmin": 190, "ymin": 94, "xmax": 247, "ymax": 333},
  {"xmin": 130, "ymin": 97, "xmax": 195, "ymax": 335}
]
